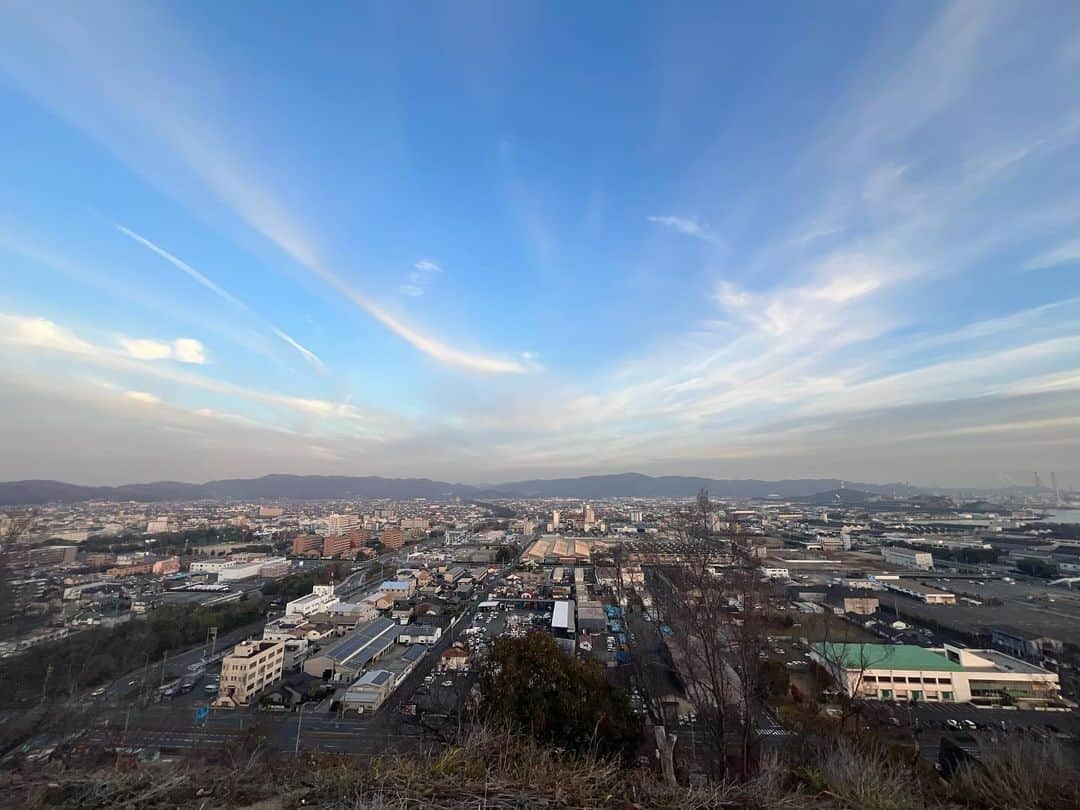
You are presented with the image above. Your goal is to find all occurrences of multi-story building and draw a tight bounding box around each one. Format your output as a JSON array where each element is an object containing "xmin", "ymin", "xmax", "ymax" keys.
[
  {"xmin": 27, "ymin": 545, "xmax": 77, "ymax": 567},
  {"xmin": 215, "ymin": 640, "xmax": 285, "ymax": 707},
  {"xmin": 322, "ymin": 535, "xmax": 352, "ymax": 558},
  {"xmin": 292, "ymin": 534, "xmax": 323, "ymax": 556},
  {"xmin": 152, "ymin": 556, "xmax": 181, "ymax": 576},
  {"xmin": 286, "ymin": 584, "xmax": 339, "ymax": 617},
  {"xmin": 345, "ymin": 528, "xmax": 371, "ymax": 548},
  {"xmin": 812, "ymin": 643, "xmax": 1061, "ymax": 706},
  {"xmin": 381, "ymin": 527, "xmax": 405, "ymax": 550},
  {"xmin": 215, "ymin": 557, "xmax": 288, "ymax": 582},
  {"xmin": 882, "ymin": 546, "xmax": 934, "ymax": 570},
  {"xmin": 319, "ymin": 514, "xmax": 360, "ymax": 537}
]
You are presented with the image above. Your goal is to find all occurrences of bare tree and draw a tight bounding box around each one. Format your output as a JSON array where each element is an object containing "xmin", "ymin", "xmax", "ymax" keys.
[
  {"xmin": 810, "ymin": 609, "xmax": 880, "ymax": 737},
  {"xmin": 722, "ymin": 561, "xmax": 774, "ymax": 774},
  {"xmin": 0, "ymin": 509, "xmax": 37, "ymax": 640},
  {"xmin": 611, "ymin": 542, "xmax": 679, "ymax": 786},
  {"xmin": 641, "ymin": 489, "xmax": 739, "ymax": 779}
]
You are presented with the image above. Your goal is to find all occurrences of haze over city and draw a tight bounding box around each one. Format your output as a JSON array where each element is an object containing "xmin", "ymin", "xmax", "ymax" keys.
[{"xmin": 1, "ymin": 0, "xmax": 1079, "ymax": 488}]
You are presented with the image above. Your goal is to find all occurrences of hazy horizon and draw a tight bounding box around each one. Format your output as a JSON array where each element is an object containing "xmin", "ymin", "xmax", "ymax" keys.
[{"xmin": 2, "ymin": 2, "xmax": 1079, "ymax": 489}]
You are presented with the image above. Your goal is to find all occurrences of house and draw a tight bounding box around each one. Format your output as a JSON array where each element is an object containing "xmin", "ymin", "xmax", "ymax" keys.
[
  {"xmin": 397, "ymin": 624, "xmax": 442, "ymax": 645},
  {"xmin": 391, "ymin": 600, "xmax": 414, "ymax": 624},
  {"xmin": 440, "ymin": 646, "xmax": 470, "ymax": 671}
]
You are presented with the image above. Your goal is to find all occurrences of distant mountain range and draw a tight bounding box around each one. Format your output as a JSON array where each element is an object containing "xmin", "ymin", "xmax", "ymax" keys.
[{"xmin": 0, "ymin": 472, "xmax": 925, "ymax": 506}]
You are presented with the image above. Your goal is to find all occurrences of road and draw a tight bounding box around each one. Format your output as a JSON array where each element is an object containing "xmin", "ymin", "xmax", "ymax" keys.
[{"xmin": 85, "ymin": 618, "xmax": 267, "ymax": 708}]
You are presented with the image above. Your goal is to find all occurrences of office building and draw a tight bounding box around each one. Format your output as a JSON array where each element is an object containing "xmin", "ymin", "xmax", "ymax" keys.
[{"xmin": 216, "ymin": 640, "xmax": 285, "ymax": 707}]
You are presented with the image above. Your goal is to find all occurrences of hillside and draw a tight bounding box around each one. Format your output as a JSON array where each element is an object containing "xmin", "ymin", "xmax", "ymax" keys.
[{"xmin": 0, "ymin": 473, "xmax": 923, "ymax": 506}]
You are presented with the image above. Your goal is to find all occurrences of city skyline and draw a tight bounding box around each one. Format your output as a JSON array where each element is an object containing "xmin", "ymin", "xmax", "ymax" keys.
[{"xmin": 2, "ymin": 1, "xmax": 1080, "ymax": 487}]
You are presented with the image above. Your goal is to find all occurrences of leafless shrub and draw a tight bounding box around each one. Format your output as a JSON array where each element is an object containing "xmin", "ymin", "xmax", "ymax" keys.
[
  {"xmin": 947, "ymin": 734, "xmax": 1080, "ymax": 810},
  {"xmin": 816, "ymin": 740, "xmax": 929, "ymax": 810}
]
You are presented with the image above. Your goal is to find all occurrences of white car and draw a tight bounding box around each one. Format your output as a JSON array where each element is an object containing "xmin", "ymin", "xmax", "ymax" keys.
[{"xmin": 441, "ymin": 680, "xmax": 453, "ymax": 687}]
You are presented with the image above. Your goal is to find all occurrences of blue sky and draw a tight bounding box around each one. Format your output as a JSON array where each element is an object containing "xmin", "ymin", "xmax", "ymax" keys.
[{"xmin": 1, "ymin": 1, "xmax": 1079, "ymax": 487}]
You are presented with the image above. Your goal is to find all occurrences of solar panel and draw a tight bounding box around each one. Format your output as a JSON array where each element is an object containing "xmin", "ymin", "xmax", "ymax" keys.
[{"xmin": 324, "ymin": 617, "xmax": 397, "ymax": 664}]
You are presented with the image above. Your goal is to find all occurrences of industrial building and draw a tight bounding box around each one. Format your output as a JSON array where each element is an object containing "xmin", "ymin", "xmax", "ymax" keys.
[
  {"xmin": 881, "ymin": 546, "xmax": 934, "ymax": 570},
  {"xmin": 885, "ymin": 580, "xmax": 956, "ymax": 605},
  {"xmin": 303, "ymin": 617, "xmax": 399, "ymax": 683}
]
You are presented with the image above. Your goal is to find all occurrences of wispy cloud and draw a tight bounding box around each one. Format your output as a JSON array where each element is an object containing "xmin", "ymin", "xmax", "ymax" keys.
[
  {"xmin": 0, "ymin": 3, "xmax": 525, "ymax": 375},
  {"xmin": 123, "ymin": 389, "xmax": 161, "ymax": 405},
  {"xmin": 115, "ymin": 224, "xmax": 326, "ymax": 372},
  {"xmin": 414, "ymin": 259, "xmax": 442, "ymax": 273},
  {"xmin": 118, "ymin": 336, "xmax": 206, "ymax": 364},
  {"xmin": 647, "ymin": 215, "xmax": 709, "ymax": 238},
  {"xmin": 0, "ymin": 311, "xmax": 387, "ymax": 429},
  {"xmin": 1021, "ymin": 238, "xmax": 1080, "ymax": 272}
]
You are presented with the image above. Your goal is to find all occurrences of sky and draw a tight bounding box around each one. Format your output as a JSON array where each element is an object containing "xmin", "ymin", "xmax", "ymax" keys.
[{"xmin": 1, "ymin": 0, "xmax": 1079, "ymax": 489}]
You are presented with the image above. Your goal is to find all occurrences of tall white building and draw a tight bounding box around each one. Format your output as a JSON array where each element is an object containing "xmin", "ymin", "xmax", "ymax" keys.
[
  {"xmin": 321, "ymin": 513, "xmax": 360, "ymax": 537},
  {"xmin": 583, "ymin": 504, "xmax": 595, "ymax": 524},
  {"xmin": 215, "ymin": 640, "xmax": 285, "ymax": 707},
  {"xmin": 552, "ymin": 510, "xmax": 561, "ymax": 530}
]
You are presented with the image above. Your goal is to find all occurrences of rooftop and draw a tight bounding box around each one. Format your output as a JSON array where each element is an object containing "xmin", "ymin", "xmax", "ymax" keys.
[{"xmin": 813, "ymin": 643, "xmax": 963, "ymax": 672}]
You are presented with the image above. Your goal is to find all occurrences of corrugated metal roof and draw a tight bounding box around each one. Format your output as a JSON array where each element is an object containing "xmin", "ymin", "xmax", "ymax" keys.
[{"xmin": 322, "ymin": 617, "xmax": 397, "ymax": 666}]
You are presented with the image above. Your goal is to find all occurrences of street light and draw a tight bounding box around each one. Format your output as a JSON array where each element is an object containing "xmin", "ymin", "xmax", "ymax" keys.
[{"xmin": 294, "ymin": 701, "xmax": 310, "ymax": 755}]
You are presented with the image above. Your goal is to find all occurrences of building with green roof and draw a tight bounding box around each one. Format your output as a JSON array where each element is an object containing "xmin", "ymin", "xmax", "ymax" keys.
[{"xmin": 808, "ymin": 642, "xmax": 1060, "ymax": 706}]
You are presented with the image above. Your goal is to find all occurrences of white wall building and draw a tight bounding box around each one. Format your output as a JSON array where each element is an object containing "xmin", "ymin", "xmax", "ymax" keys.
[
  {"xmin": 215, "ymin": 640, "xmax": 285, "ymax": 707},
  {"xmin": 319, "ymin": 513, "xmax": 360, "ymax": 537},
  {"xmin": 811, "ymin": 643, "xmax": 1060, "ymax": 706},
  {"xmin": 882, "ymin": 546, "xmax": 934, "ymax": 571},
  {"xmin": 286, "ymin": 584, "xmax": 340, "ymax": 617}
]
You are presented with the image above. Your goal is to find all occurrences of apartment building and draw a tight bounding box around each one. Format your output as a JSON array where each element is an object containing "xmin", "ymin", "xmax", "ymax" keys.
[
  {"xmin": 215, "ymin": 640, "xmax": 285, "ymax": 707},
  {"xmin": 381, "ymin": 527, "xmax": 405, "ymax": 550},
  {"xmin": 292, "ymin": 534, "xmax": 323, "ymax": 556}
]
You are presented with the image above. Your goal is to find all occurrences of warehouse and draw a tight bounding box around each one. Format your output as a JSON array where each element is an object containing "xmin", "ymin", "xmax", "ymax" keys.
[{"xmin": 303, "ymin": 617, "xmax": 398, "ymax": 683}]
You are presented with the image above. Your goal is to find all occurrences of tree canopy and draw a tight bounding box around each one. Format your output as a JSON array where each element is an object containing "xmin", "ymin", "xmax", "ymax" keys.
[{"xmin": 477, "ymin": 632, "xmax": 642, "ymax": 762}]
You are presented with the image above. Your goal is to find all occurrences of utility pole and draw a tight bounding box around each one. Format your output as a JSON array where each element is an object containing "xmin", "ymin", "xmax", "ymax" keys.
[
  {"xmin": 294, "ymin": 702, "xmax": 309, "ymax": 755},
  {"xmin": 160, "ymin": 650, "xmax": 168, "ymax": 688},
  {"xmin": 39, "ymin": 662, "xmax": 53, "ymax": 713}
]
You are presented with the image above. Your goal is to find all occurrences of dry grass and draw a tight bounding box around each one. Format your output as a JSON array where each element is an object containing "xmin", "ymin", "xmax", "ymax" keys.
[
  {"xmin": 814, "ymin": 740, "xmax": 930, "ymax": 810},
  {"xmin": 2, "ymin": 725, "xmax": 1077, "ymax": 810},
  {"xmin": 947, "ymin": 735, "xmax": 1080, "ymax": 810}
]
